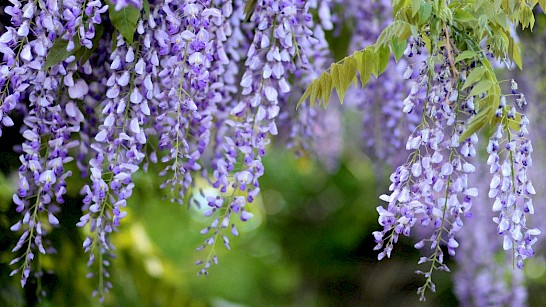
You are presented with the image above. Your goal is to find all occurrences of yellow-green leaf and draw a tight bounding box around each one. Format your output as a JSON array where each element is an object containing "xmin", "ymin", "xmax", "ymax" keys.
[
  {"xmin": 375, "ymin": 44, "xmax": 390, "ymax": 76},
  {"xmin": 331, "ymin": 58, "xmax": 357, "ymax": 103},
  {"xmin": 459, "ymin": 105, "xmax": 492, "ymax": 141},
  {"xmin": 412, "ymin": 0, "xmax": 421, "ymax": 17},
  {"xmin": 297, "ymin": 81, "xmax": 314, "ymax": 108},
  {"xmin": 376, "ymin": 21, "xmax": 411, "ymax": 48},
  {"xmin": 354, "ymin": 47, "xmax": 376, "ymax": 86},
  {"xmin": 455, "ymin": 50, "xmax": 477, "ymax": 63},
  {"xmin": 462, "ymin": 66, "xmax": 487, "ymax": 90},
  {"xmin": 507, "ymin": 112, "xmax": 522, "ymax": 131},
  {"xmin": 318, "ymin": 73, "xmax": 333, "ymax": 107},
  {"xmin": 393, "ymin": 0, "xmax": 408, "ymax": 17},
  {"xmin": 309, "ymin": 78, "xmax": 321, "ymax": 108},
  {"xmin": 453, "ymin": 8, "xmax": 476, "ymax": 22},
  {"xmin": 469, "ymin": 79, "xmax": 493, "ymax": 97},
  {"xmin": 508, "ymin": 36, "xmax": 523, "ymax": 69}
]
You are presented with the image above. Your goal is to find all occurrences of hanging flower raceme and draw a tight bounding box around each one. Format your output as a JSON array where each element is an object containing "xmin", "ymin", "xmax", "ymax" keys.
[
  {"xmin": 195, "ymin": 0, "xmax": 324, "ymax": 274},
  {"xmin": 487, "ymin": 103, "xmax": 540, "ymax": 269}
]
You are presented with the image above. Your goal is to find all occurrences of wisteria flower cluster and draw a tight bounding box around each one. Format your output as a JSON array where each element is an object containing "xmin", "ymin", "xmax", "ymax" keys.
[
  {"xmin": 2, "ymin": 0, "xmax": 546, "ymax": 303},
  {"xmin": 1, "ymin": 0, "xmax": 335, "ymax": 301},
  {"xmin": 298, "ymin": 0, "xmax": 545, "ymax": 302}
]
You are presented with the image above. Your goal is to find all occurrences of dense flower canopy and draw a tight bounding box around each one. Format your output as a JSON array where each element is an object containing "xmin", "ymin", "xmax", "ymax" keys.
[{"xmin": 1, "ymin": 0, "xmax": 546, "ymax": 303}]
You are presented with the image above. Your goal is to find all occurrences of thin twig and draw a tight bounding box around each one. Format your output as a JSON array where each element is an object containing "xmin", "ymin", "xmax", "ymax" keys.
[{"xmin": 443, "ymin": 23, "xmax": 459, "ymax": 80}]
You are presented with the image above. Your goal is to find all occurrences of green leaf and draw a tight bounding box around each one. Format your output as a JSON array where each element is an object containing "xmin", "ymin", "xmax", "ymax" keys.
[
  {"xmin": 74, "ymin": 24, "xmax": 105, "ymax": 64},
  {"xmin": 508, "ymin": 36, "xmax": 523, "ymax": 69},
  {"xmin": 376, "ymin": 21, "xmax": 411, "ymax": 48},
  {"xmin": 392, "ymin": 0, "xmax": 408, "ymax": 16},
  {"xmin": 107, "ymin": 0, "xmax": 141, "ymax": 45},
  {"xmin": 455, "ymin": 50, "xmax": 477, "ymax": 63},
  {"xmin": 475, "ymin": 0, "xmax": 485, "ymax": 11},
  {"xmin": 297, "ymin": 81, "xmax": 314, "ymax": 109},
  {"xmin": 453, "ymin": 8, "xmax": 476, "ymax": 22},
  {"xmin": 391, "ymin": 37, "xmax": 407, "ymax": 62},
  {"xmin": 375, "ymin": 44, "xmax": 390, "ymax": 76},
  {"xmin": 411, "ymin": 0, "xmax": 421, "ymax": 17},
  {"xmin": 462, "ymin": 66, "xmax": 487, "ymax": 90},
  {"xmin": 520, "ymin": 5, "xmax": 535, "ymax": 30},
  {"xmin": 44, "ymin": 39, "xmax": 82, "ymax": 70},
  {"xmin": 459, "ymin": 105, "xmax": 492, "ymax": 141},
  {"xmin": 309, "ymin": 79, "xmax": 321, "ymax": 108},
  {"xmin": 318, "ymin": 73, "xmax": 333, "ymax": 107},
  {"xmin": 143, "ymin": 0, "xmax": 150, "ymax": 18},
  {"xmin": 331, "ymin": 57, "xmax": 357, "ymax": 103},
  {"xmin": 418, "ymin": 1, "xmax": 432, "ymax": 25},
  {"xmin": 468, "ymin": 79, "xmax": 493, "ymax": 97},
  {"xmin": 243, "ymin": 0, "xmax": 258, "ymax": 22},
  {"xmin": 507, "ymin": 112, "xmax": 522, "ymax": 131},
  {"xmin": 354, "ymin": 48, "xmax": 376, "ymax": 87}
]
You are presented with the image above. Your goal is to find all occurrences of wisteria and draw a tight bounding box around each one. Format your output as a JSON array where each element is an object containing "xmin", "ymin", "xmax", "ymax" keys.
[{"xmin": 2, "ymin": 0, "xmax": 546, "ymax": 303}]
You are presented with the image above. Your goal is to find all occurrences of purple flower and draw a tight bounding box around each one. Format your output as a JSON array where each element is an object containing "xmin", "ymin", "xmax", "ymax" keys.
[{"xmin": 110, "ymin": 0, "xmax": 142, "ymax": 11}]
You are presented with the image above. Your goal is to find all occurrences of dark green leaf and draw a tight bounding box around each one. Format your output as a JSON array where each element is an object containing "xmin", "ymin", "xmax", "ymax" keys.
[
  {"xmin": 74, "ymin": 24, "xmax": 105, "ymax": 64},
  {"xmin": 143, "ymin": 0, "xmax": 150, "ymax": 18},
  {"xmin": 243, "ymin": 0, "xmax": 258, "ymax": 22},
  {"xmin": 107, "ymin": 0, "xmax": 141, "ymax": 45},
  {"xmin": 44, "ymin": 38, "xmax": 82, "ymax": 70}
]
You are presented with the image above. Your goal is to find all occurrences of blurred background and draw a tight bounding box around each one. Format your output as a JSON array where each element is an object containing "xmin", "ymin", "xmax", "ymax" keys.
[{"xmin": 1, "ymin": 6, "xmax": 546, "ymax": 307}]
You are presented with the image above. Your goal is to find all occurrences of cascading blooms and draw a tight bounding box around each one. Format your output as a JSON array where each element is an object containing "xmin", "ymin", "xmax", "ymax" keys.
[
  {"xmin": 2, "ymin": 0, "xmax": 546, "ymax": 303},
  {"xmin": 2, "ymin": 0, "xmax": 333, "ymax": 301},
  {"xmin": 299, "ymin": 0, "xmax": 545, "ymax": 302}
]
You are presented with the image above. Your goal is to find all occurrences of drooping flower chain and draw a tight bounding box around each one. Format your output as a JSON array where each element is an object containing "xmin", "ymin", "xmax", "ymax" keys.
[{"xmin": 373, "ymin": 45, "xmax": 480, "ymax": 300}]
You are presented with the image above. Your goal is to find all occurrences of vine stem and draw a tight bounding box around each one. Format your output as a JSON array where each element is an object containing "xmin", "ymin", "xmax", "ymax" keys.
[{"xmin": 443, "ymin": 23, "xmax": 459, "ymax": 81}]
